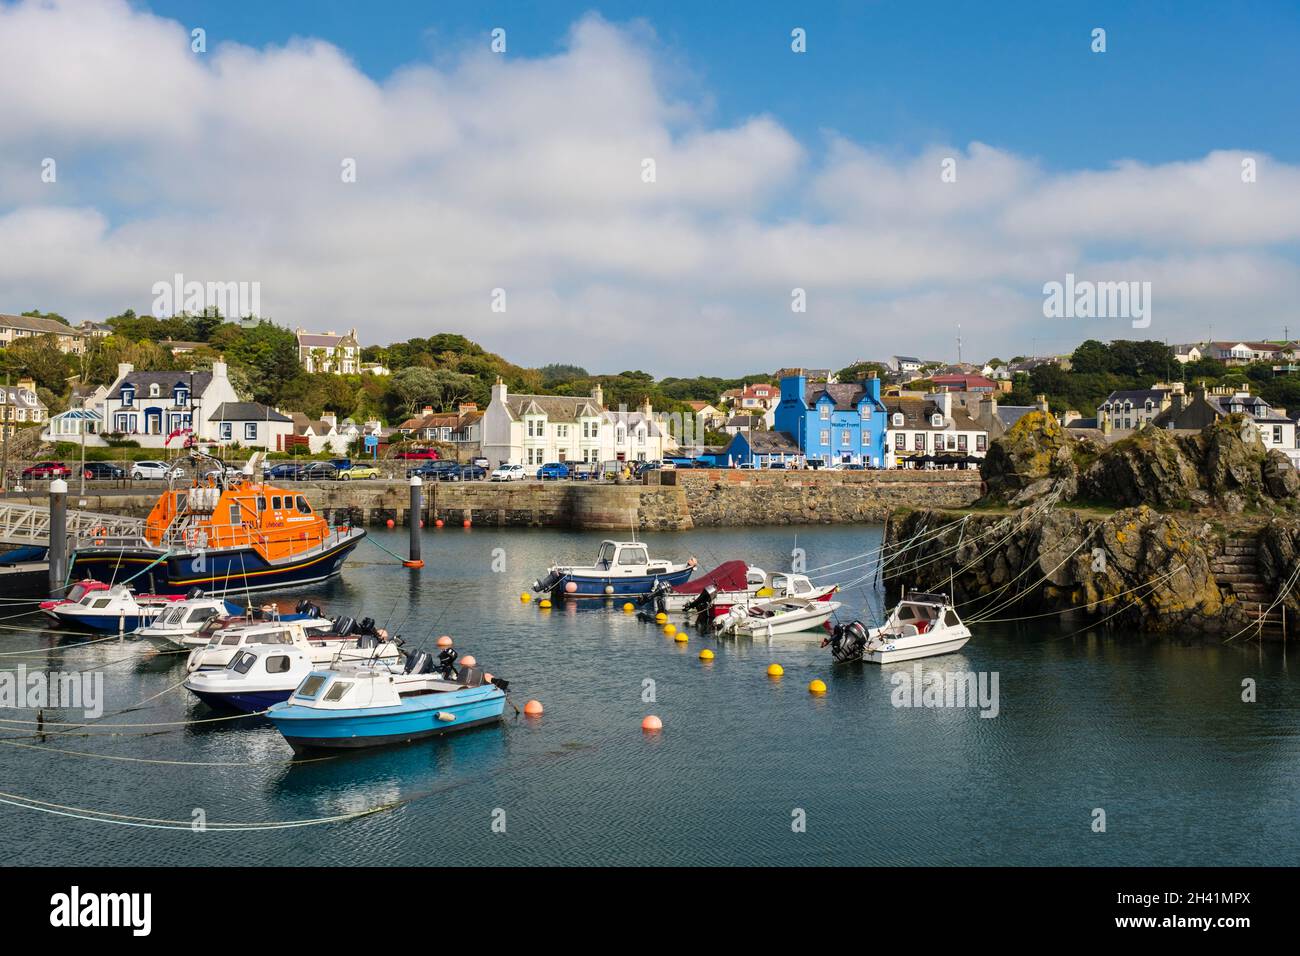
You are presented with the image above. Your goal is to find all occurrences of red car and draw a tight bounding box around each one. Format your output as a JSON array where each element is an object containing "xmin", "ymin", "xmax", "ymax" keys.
[
  {"xmin": 22, "ymin": 461, "xmax": 72, "ymax": 479},
  {"xmin": 395, "ymin": 449, "xmax": 439, "ymax": 461}
]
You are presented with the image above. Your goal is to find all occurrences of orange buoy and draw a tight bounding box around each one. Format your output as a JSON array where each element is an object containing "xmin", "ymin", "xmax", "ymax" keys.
[
  {"xmin": 435, "ymin": 519, "xmax": 444, "ymax": 528},
  {"xmin": 403, "ymin": 559, "xmax": 424, "ymax": 568},
  {"xmin": 524, "ymin": 699, "xmax": 544, "ymax": 716},
  {"xmin": 436, "ymin": 635, "xmax": 453, "ymax": 648},
  {"xmin": 385, "ymin": 518, "xmax": 395, "ymax": 528},
  {"xmin": 565, "ymin": 581, "xmax": 578, "ymax": 593},
  {"xmin": 460, "ymin": 654, "xmax": 477, "ymax": 667},
  {"xmin": 463, "ymin": 519, "xmax": 472, "ymax": 528},
  {"xmin": 641, "ymin": 715, "xmax": 663, "ymax": 732}
]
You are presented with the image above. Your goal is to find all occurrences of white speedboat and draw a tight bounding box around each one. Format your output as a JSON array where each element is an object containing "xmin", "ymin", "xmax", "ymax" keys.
[
  {"xmin": 716, "ymin": 595, "xmax": 842, "ymax": 639},
  {"xmin": 184, "ymin": 644, "xmax": 405, "ymax": 713},
  {"xmin": 184, "ymin": 615, "xmax": 401, "ymax": 672},
  {"xmin": 135, "ymin": 595, "xmax": 245, "ymax": 646},
  {"xmin": 48, "ymin": 584, "xmax": 181, "ymax": 633},
  {"xmin": 823, "ymin": 591, "xmax": 971, "ymax": 663}
]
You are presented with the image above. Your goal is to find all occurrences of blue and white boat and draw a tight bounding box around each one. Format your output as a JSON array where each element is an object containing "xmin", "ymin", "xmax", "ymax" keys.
[
  {"xmin": 135, "ymin": 594, "xmax": 246, "ymax": 646},
  {"xmin": 184, "ymin": 644, "xmax": 404, "ymax": 712},
  {"xmin": 48, "ymin": 584, "xmax": 180, "ymax": 632},
  {"xmin": 266, "ymin": 651, "xmax": 508, "ymax": 752},
  {"xmin": 533, "ymin": 540, "xmax": 695, "ymax": 599}
]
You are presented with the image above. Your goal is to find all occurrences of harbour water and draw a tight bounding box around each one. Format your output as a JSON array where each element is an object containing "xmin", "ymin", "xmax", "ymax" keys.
[{"xmin": 2, "ymin": 524, "xmax": 1298, "ymax": 866}]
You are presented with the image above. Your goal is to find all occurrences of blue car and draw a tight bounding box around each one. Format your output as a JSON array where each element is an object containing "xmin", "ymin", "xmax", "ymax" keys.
[{"xmin": 536, "ymin": 462, "xmax": 570, "ymax": 480}]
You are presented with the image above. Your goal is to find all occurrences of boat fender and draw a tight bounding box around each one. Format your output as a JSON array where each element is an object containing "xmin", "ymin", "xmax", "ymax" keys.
[
  {"xmin": 436, "ymin": 712, "xmax": 456, "ymax": 722},
  {"xmin": 687, "ymin": 556, "xmax": 698, "ymax": 568}
]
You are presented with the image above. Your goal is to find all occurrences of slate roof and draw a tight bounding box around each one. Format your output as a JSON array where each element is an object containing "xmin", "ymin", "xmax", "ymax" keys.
[
  {"xmin": 804, "ymin": 382, "xmax": 883, "ymax": 411},
  {"xmin": 297, "ymin": 331, "xmax": 357, "ymax": 348},
  {"xmin": 883, "ymin": 397, "xmax": 982, "ymax": 432},
  {"xmin": 1100, "ymin": 389, "xmax": 1172, "ymax": 406},
  {"xmin": 996, "ymin": 406, "xmax": 1035, "ymax": 428},
  {"xmin": 737, "ymin": 430, "xmax": 801, "ymax": 454},
  {"xmin": 111, "ymin": 371, "xmax": 212, "ymax": 400},
  {"xmin": 208, "ymin": 402, "xmax": 292, "ymax": 423},
  {"xmin": 0, "ymin": 313, "xmax": 84, "ymax": 336},
  {"xmin": 501, "ymin": 394, "xmax": 603, "ymax": 423},
  {"xmin": 603, "ymin": 410, "xmax": 663, "ymax": 437}
]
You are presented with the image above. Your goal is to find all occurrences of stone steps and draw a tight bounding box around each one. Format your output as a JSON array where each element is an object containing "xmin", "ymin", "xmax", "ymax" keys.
[{"xmin": 1213, "ymin": 535, "xmax": 1286, "ymax": 630}]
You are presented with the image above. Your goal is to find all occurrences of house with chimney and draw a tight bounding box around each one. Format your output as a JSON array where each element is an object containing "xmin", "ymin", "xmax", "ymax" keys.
[
  {"xmin": 295, "ymin": 328, "xmax": 360, "ymax": 374},
  {"xmin": 884, "ymin": 391, "xmax": 989, "ymax": 465},
  {"xmin": 1096, "ymin": 384, "xmax": 1184, "ymax": 434},
  {"xmin": 1154, "ymin": 385, "xmax": 1298, "ymax": 464},
  {"xmin": 1, "ymin": 377, "xmax": 48, "ymax": 439},
  {"xmin": 774, "ymin": 369, "xmax": 888, "ymax": 467}
]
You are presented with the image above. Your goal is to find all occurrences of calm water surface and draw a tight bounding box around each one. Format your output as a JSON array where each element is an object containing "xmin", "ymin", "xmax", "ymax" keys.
[{"xmin": 2, "ymin": 525, "xmax": 1297, "ymax": 866}]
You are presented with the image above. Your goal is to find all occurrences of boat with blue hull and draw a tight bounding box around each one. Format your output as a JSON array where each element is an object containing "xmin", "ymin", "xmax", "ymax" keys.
[
  {"xmin": 267, "ymin": 650, "xmax": 508, "ymax": 752},
  {"xmin": 533, "ymin": 539, "xmax": 695, "ymax": 599},
  {"xmin": 48, "ymin": 584, "xmax": 181, "ymax": 632},
  {"xmin": 67, "ymin": 450, "xmax": 364, "ymax": 596}
]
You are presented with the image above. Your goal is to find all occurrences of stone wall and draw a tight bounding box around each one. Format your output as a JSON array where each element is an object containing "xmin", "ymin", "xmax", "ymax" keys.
[{"xmin": 16, "ymin": 470, "xmax": 981, "ymax": 532}]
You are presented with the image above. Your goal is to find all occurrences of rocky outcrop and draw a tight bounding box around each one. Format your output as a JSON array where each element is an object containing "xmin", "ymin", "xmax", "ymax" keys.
[
  {"xmin": 885, "ymin": 505, "xmax": 1248, "ymax": 634},
  {"xmin": 1078, "ymin": 427, "xmax": 1203, "ymax": 508},
  {"xmin": 980, "ymin": 411, "xmax": 1080, "ymax": 506}
]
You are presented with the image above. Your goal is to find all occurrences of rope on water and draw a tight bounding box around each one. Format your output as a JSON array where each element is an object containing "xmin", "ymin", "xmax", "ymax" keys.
[
  {"xmin": 364, "ymin": 535, "xmax": 411, "ymax": 564},
  {"xmin": 0, "ymin": 737, "xmax": 335, "ymax": 767}
]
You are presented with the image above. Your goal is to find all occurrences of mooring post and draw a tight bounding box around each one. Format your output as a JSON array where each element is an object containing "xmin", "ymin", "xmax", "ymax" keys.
[
  {"xmin": 405, "ymin": 475, "xmax": 424, "ymax": 568},
  {"xmin": 48, "ymin": 477, "xmax": 68, "ymax": 596}
]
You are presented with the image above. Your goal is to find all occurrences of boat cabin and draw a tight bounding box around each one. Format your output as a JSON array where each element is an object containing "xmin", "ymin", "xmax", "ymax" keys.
[
  {"xmin": 226, "ymin": 645, "xmax": 314, "ymax": 680},
  {"xmin": 885, "ymin": 594, "xmax": 964, "ymax": 636},
  {"xmin": 142, "ymin": 472, "xmax": 338, "ymax": 560},
  {"xmin": 766, "ymin": 572, "xmax": 818, "ymax": 597},
  {"xmin": 203, "ymin": 618, "xmax": 333, "ymax": 650},
  {"xmin": 589, "ymin": 540, "xmax": 673, "ymax": 575}
]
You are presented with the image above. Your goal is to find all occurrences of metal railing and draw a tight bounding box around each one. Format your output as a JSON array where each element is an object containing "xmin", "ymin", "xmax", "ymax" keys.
[{"xmin": 0, "ymin": 501, "xmax": 147, "ymax": 546}]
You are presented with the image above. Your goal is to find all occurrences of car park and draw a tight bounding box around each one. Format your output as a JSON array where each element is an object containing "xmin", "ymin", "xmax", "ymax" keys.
[
  {"xmin": 536, "ymin": 462, "xmax": 570, "ymax": 480},
  {"xmin": 22, "ymin": 461, "xmax": 72, "ymax": 480},
  {"xmin": 131, "ymin": 460, "xmax": 185, "ymax": 480}
]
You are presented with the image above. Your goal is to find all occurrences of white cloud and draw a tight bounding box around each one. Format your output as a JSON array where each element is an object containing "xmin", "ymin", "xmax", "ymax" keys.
[{"xmin": 1, "ymin": 0, "xmax": 1297, "ymax": 375}]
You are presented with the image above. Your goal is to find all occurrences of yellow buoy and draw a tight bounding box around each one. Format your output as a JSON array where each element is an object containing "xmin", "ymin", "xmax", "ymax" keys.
[
  {"xmin": 699, "ymin": 648, "xmax": 714, "ymax": 660},
  {"xmin": 808, "ymin": 679, "xmax": 827, "ymax": 694},
  {"xmin": 520, "ymin": 593, "xmax": 531, "ymax": 603},
  {"xmin": 622, "ymin": 602, "xmax": 634, "ymax": 612},
  {"xmin": 654, "ymin": 612, "xmax": 668, "ymax": 624},
  {"xmin": 539, "ymin": 598, "xmax": 552, "ymax": 609},
  {"xmin": 766, "ymin": 663, "xmax": 784, "ymax": 678},
  {"xmin": 663, "ymin": 623, "xmax": 677, "ymax": 636},
  {"xmin": 673, "ymin": 631, "xmax": 688, "ymax": 643}
]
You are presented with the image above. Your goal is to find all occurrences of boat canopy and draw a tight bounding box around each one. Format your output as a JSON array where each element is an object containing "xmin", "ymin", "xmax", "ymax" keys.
[{"xmin": 672, "ymin": 560, "xmax": 750, "ymax": 594}]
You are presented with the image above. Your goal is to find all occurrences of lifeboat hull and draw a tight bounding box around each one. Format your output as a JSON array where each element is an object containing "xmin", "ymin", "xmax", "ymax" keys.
[{"xmin": 68, "ymin": 531, "xmax": 364, "ymax": 596}]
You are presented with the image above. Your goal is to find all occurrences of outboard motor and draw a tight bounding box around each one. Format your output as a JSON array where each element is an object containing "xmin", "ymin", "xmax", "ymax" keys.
[
  {"xmin": 683, "ymin": 584, "xmax": 717, "ymax": 614},
  {"xmin": 357, "ymin": 616, "xmax": 378, "ymax": 636},
  {"xmin": 334, "ymin": 616, "xmax": 356, "ymax": 638},
  {"xmin": 437, "ymin": 647, "xmax": 459, "ymax": 680},
  {"xmin": 404, "ymin": 650, "xmax": 432, "ymax": 675},
  {"xmin": 822, "ymin": 621, "xmax": 869, "ymax": 663},
  {"xmin": 295, "ymin": 599, "xmax": 322, "ymax": 618},
  {"xmin": 533, "ymin": 570, "xmax": 564, "ymax": 594},
  {"xmin": 355, "ymin": 633, "xmax": 378, "ymax": 649}
]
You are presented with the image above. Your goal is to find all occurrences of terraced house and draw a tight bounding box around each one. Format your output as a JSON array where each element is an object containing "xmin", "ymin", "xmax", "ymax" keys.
[
  {"xmin": 774, "ymin": 370, "xmax": 888, "ymax": 467},
  {"xmin": 0, "ymin": 313, "xmax": 87, "ymax": 355},
  {"xmin": 883, "ymin": 392, "xmax": 989, "ymax": 463}
]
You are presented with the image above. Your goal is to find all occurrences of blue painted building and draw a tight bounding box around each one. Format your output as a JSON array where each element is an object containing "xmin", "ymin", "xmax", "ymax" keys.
[{"xmin": 774, "ymin": 372, "xmax": 888, "ymax": 467}]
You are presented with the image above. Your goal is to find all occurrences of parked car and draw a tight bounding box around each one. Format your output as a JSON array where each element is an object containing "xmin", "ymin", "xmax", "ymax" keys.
[
  {"xmin": 395, "ymin": 448, "xmax": 439, "ymax": 461},
  {"xmin": 22, "ymin": 461, "xmax": 72, "ymax": 480},
  {"xmin": 296, "ymin": 462, "xmax": 339, "ymax": 481},
  {"xmin": 437, "ymin": 464, "xmax": 487, "ymax": 482},
  {"xmin": 338, "ymin": 464, "xmax": 381, "ymax": 481},
  {"xmin": 664, "ymin": 456, "xmax": 696, "ymax": 469},
  {"xmin": 570, "ymin": 462, "xmax": 598, "ymax": 480},
  {"xmin": 408, "ymin": 460, "xmax": 459, "ymax": 479},
  {"xmin": 490, "ymin": 464, "xmax": 528, "ymax": 482},
  {"xmin": 536, "ymin": 462, "xmax": 570, "ymax": 480},
  {"xmin": 82, "ymin": 462, "xmax": 125, "ymax": 480},
  {"xmin": 329, "ymin": 458, "xmax": 353, "ymax": 472},
  {"xmin": 263, "ymin": 462, "xmax": 303, "ymax": 481},
  {"xmin": 470, "ymin": 457, "xmax": 490, "ymax": 469},
  {"xmin": 131, "ymin": 460, "xmax": 185, "ymax": 480}
]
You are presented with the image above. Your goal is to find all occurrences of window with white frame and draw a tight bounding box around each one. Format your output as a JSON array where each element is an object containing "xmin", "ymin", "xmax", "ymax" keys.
[
  {"xmin": 840, "ymin": 429, "xmax": 851, "ymax": 447},
  {"xmin": 819, "ymin": 429, "xmax": 829, "ymax": 446},
  {"xmin": 913, "ymin": 433, "xmax": 925, "ymax": 451},
  {"xmin": 219, "ymin": 422, "xmax": 233, "ymax": 440},
  {"xmin": 244, "ymin": 423, "xmax": 257, "ymax": 441}
]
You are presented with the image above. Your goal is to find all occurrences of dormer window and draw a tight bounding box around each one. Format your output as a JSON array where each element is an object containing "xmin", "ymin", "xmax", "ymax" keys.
[
  {"xmin": 931, "ymin": 414, "xmax": 944, "ymax": 427},
  {"xmin": 892, "ymin": 412, "xmax": 904, "ymax": 427},
  {"xmin": 174, "ymin": 385, "xmax": 189, "ymax": 407},
  {"xmin": 860, "ymin": 406, "xmax": 872, "ymax": 420},
  {"xmin": 121, "ymin": 385, "xmax": 135, "ymax": 407},
  {"xmin": 148, "ymin": 383, "xmax": 160, "ymax": 398},
  {"xmin": 819, "ymin": 403, "xmax": 830, "ymax": 420}
]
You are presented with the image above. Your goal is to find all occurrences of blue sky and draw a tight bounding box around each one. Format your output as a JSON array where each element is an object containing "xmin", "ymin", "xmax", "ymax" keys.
[
  {"xmin": 3, "ymin": 0, "xmax": 1299, "ymax": 373},
  {"xmin": 148, "ymin": 0, "xmax": 1300, "ymax": 168}
]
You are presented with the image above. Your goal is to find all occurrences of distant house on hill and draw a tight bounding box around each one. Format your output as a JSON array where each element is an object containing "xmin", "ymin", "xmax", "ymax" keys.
[
  {"xmin": 0, "ymin": 313, "xmax": 87, "ymax": 355},
  {"xmin": 295, "ymin": 328, "xmax": 360, "ymax": 374}
]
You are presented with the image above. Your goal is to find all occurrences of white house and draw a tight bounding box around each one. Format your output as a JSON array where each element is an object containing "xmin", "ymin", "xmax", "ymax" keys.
[
  {"xmin": 482, "ymin": 380, "xmax": 607, "ymax": 467},
  {"xmin": 884, "ymin": 392, "xmax": 989, "ymax": 464},
  {"xmin": 603, "ymin": 402, "xmax": 666, "ymax": 463},
  {"xmin": 296, "ymin": 328, "xmax": 360, "ymax": 374},
  {"xmin": 101, "ymin": 363, "xmax": 227, "ymax": 446},
  {"xmin": 210, "ymin": 402, "xmax": 295, "ymax": 450}
]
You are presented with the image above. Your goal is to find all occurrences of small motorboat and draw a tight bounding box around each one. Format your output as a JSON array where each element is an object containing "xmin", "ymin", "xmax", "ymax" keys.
[
  {"xmin": 266, "ymin": 648, "xmax": 508, "ymax": 753},
  {"xmin": 533, "ymin": 539, "xmax": 695, "ymax": 599},
  {"xmin": 171, "ymin": 599, "xmax": 328, "ymax": 650},
  {"xmin": 48, "ymin": 584, "xmax": 182, "ymax": 633},
  {"xmin": 716, "ymin": 595, "xmax": 843, "ymax": 639},
  {"xmin": 184, "ymin": 644, "xmax": 401, "ymax": 712},
  {"xmin": 40, "ymin": 578, "xmax": 111, "ymax": 617},
  {"xmin": 184, "ymin": 615, "xmax": 400, "ymax": 672},
  {"xmin": 134, "ymin": 593, "xmax": 245, "ymax": 646},
  {"xmin": 640, "ymin": 560, "xmax": 765, "ymax": 613},
  {"xmin": 823, "ymin": 591, "xmax": 972, "ymax": 664}
]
